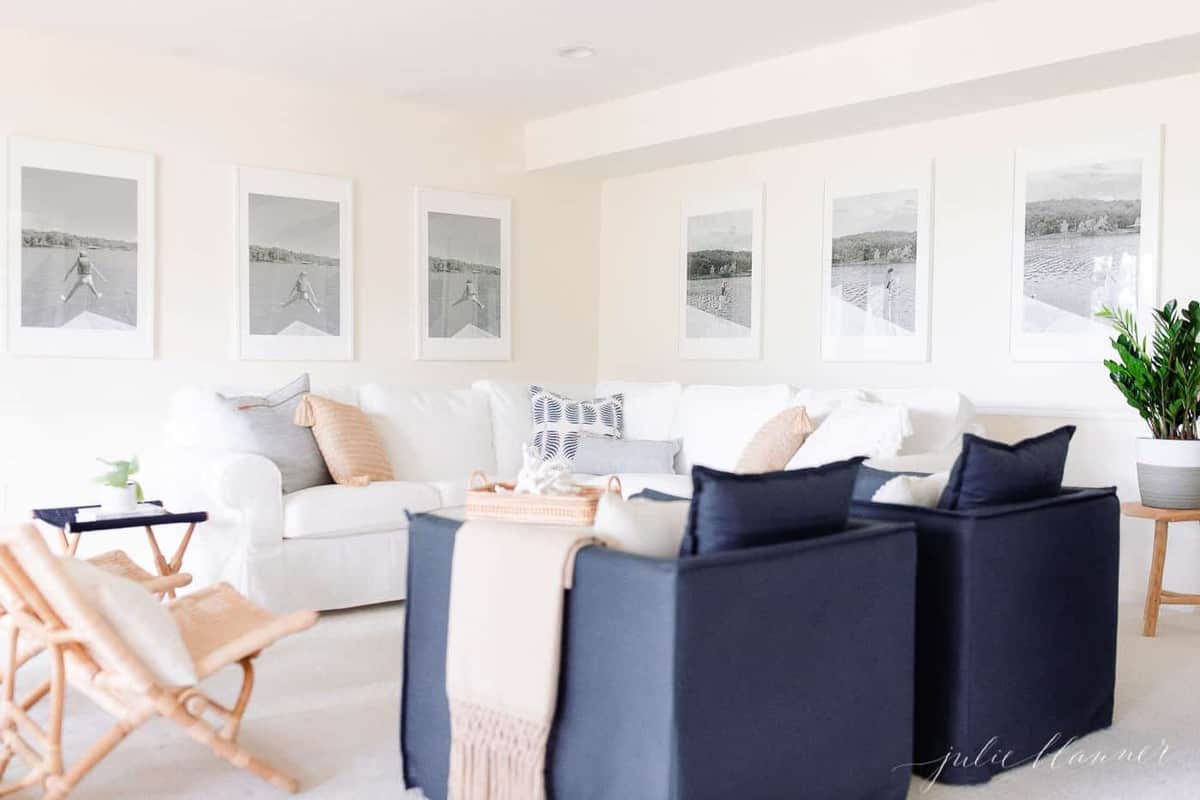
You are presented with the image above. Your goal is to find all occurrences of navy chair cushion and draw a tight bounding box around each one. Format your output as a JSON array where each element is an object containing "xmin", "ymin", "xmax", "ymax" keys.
[
  {"xmin": 938, "ymin": 426, "xmax": 1075, "ymax": 510},
  {"xmin": 681, "ymin": 458, "xmax": 864, "ymax": 556}
]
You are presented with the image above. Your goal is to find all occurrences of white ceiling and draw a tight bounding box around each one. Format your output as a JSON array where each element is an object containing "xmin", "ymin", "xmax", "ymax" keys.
[{"xmin": 5, "ymin": 0, "xmax": 996, "ymax": 119}]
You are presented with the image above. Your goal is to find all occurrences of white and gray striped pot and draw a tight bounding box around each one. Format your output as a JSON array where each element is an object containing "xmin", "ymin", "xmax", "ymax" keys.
[{"xmin": 1136, "ymin": 439, "xmax": 1200, "ymax": 509}]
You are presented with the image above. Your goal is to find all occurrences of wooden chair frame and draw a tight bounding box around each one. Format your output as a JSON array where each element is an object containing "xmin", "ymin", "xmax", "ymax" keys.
[{"xmin": 0, "ymin": 524, "xmax": 316, "ymax": 799}]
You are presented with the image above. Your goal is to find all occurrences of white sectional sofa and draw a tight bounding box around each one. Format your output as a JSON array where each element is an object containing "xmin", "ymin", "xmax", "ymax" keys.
[{"xmin": 135, "ymin": 380, "xmax": 976, "ymax": 612}]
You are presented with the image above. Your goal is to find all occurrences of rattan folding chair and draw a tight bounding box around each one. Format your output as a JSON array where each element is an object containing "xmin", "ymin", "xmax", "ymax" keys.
[{"xmin": 0, "ymin": 523, "xmax": 317, "ymax": 799}]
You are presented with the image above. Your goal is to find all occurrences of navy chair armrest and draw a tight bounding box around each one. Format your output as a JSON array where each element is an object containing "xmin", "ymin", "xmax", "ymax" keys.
[{"xmin": 671, "ymin": 521, "xmax": 917, "ymax": 800}]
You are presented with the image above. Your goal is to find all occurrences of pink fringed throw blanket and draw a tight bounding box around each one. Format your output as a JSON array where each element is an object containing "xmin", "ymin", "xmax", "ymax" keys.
[{"xmin": 445, "ymin": 521, "xmax": 601, "ymax": 800}]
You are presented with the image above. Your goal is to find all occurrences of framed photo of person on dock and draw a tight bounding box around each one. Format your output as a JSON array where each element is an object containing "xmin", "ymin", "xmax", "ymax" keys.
[
  {"xmin": 415, "ymin": 187, "xmax": 512, "ymax": 361},
  {"xmin": 236, "ymin": 166, "xmax": 354, "ymax": 361},
  {"xmin": 821, "ymin": 164, "xmax": 933, "ymax": 363},
  {"xmin": 5, "ymin": 137, "xmax": 156, "ymax": 358},
  {"xmin": 679, "ymin": 187, "xmax": 763, "ymax": 361}
]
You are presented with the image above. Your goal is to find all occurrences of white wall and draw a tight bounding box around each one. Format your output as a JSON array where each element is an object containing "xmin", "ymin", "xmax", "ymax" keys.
[
  {"xmin": 596, "ymin": 73, "xmax": 1200, "ymax": 601},
  {"xmin": 0, "ymin": 27, "xmax": 601, "ymax": 513}
]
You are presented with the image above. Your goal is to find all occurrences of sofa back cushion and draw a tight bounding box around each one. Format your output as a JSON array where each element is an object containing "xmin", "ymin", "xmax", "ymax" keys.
[
  {"xmin": 594, "ymin": 381, "xmax": 683, "ymax": 442},
  {"xmin": 675, "ymin": 384, "xmax": 793, "ymax": 472},
  {"xmin": 682, "ymin": 458, "xmax": 865, "ymax": 556},
  {"xmin": 867, "ymin": 387, "xmax": 975, "ymax": 456},
  {"xmin": 359, "ymin": 384, "xmax": 496, "ymax": 482}
]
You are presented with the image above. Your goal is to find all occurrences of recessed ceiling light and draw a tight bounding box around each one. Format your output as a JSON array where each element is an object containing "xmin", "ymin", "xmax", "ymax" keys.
[{"xmin": 557, "ymin": 46, "xmax": 596, "ymax": 60}]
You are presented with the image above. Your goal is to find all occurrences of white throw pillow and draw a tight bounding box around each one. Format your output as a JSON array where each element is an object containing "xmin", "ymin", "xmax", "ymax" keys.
[
  {"xmin": 592, "ymin": 493, "xmax": 689, "ymax": 559},
  {"xmin": 872, "ymin": 471, "xmax": 951, "ymax": 508},
  {"xmin": 790, "ymin": 387, "xmax": 868, "ymax": 423},
  {"xmin": 58, "ymin": 557, "xmax": 198, "ymax": 687},
  {"xmin": 788, "ymin": 401, "xmax": 912, "ymax": 469}
]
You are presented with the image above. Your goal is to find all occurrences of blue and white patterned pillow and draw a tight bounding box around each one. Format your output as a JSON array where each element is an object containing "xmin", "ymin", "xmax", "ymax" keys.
[{"xmin": 529, "ymin": 386, "xmax": 624, "ymax": 462}]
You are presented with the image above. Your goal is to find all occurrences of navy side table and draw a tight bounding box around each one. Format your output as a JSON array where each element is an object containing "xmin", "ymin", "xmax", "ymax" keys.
[{"xmin": 32, "ymin": 502, "xmax": 208, "ymax": 599}]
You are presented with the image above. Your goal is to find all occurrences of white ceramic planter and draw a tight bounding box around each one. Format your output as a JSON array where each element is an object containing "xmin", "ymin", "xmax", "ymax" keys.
[
  {"xmin": 98, "ymin": 483, "xmax": 138, "ymax": 515},
  {"xmin": 1136, "ymin": 438, "xmax": 1200, "ymax": 509}
]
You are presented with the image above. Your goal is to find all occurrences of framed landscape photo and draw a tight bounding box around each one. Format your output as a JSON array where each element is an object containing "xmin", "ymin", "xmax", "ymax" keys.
[
  {"xmin": 5, "ymin": 137, "xmax": 155, "ymax": 358},
  {"xmin": 415, "ymin": 187, "xmax": 511, "ymax": 361},
  {"xmin": 1011, "ymin": 129, "xmax": 1161, "ymax": 362},
  {"xmin": 821, "ymin": 165, "xmax": 933, "ymax": 362},
  {"xmin": 237, "ymin": 167, "xmax": 353, "ymax": 361},
  {"xmin": 679, "ymin": 188, "xmax": 763, "ymax": 360}
]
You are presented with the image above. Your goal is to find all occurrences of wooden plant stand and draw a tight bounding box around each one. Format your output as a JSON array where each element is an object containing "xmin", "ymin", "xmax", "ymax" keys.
[{"xmin": 1122, "ymin": 502, "xmax": 1200, "ymax": 637}]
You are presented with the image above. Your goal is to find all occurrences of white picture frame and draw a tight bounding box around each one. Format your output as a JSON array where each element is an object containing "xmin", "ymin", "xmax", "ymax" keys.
[
  {"xmin": 821, "ymin": 164, "xmax": 933, "ymax": 362},
  {"xmin": 415, "ymin": 187, "xmax": 512, "ymax": 361},
  {"xmin": 5, "ymin": 137, "xmax": 155, "ymax": 358},
  {"xmin": 678, "ymin": 188, "xmax": 764, "ymax": 360},
  {"xmin": 237, "ymin": 166, "xmax": 354, "ymax": 361},
  {"xmin": 1010, "ymin": 129, "xmax": 1162, "ymax": 362}
]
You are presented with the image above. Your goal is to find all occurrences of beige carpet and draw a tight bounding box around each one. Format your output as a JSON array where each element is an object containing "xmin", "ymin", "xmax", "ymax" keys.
[{"xmin": 2, "ymin": 603, "xmax": 1197, "ymax": 798}]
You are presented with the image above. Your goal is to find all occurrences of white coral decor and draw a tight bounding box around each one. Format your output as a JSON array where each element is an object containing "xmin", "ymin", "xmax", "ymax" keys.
[{"xmin": 510, "ymin": 443, "xmax": 579, "ymax": 496}]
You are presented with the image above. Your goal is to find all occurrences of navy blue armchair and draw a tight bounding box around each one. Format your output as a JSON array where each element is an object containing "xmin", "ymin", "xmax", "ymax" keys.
[
  {"xmin": 852, "ymin": 487, "xmax": 1120, "ymax": 785},
  {"xmin": 401, "ymin": 513, "xmax": 918, "ymax": 800}
]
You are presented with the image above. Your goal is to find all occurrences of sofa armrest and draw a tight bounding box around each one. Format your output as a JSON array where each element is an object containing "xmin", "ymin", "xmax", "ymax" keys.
[{"xmin": 140, "ymin": 446, "xmax": 284, "ymax": 548}]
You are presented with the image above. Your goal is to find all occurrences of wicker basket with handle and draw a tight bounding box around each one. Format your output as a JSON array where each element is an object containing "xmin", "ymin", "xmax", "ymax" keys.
[{"xmin": 465, "ymin": 472, "xmax": 623, "ymax": 526}]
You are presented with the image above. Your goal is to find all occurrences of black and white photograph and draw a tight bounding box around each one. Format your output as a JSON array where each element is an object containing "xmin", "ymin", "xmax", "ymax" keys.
[
  {"xmin": 821, "ymin": 168, "xmax": 931, "ymax": 362},
  {"xmin": 248, "ymin": 193, "xmax": 341, "ymax": 337},
  {"xmin": 685, "ymin": 209, "xmax": 753, "ymax": 339},
  {"xmin": 829, "ymin": 189, "xmax": 918, "ymax": 336},
  {"xmin": 1021, "ymin": 161, "xmax": 1141, "ymax": 333},
  {"xmin": 1010, "ymin": 132, "xmax": 1160, "ymax": 361},
  {"xmin": 678, "ymin": 188, "xmax": 763, "ymax": 360},
  {"xmin": 416, "ymin": 188, "xmax": 511, "ymax": 360},
  {"xmin": 21, "ymin": 167, "xmax": 139, "ymax": 331},
  {"xmin": 426, "ymin": 211, "xmax": 502, "ymax": 340},
  {"xmin": 6, "ymin": 137, "xmax": 155, "ymax": 358},
  {"xmin": 237, "ymin": 167, "xmax": 353, "ymax": 361}
]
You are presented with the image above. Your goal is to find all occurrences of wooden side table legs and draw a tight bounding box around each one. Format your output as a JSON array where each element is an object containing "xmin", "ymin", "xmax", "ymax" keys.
[
  {"xmin": 1143, "ymin": 520, "xmax": 1168, "ymax": 637},
  {"xmin": 143, "ymin": 523, "xmax": 195, "ymax": 600}
]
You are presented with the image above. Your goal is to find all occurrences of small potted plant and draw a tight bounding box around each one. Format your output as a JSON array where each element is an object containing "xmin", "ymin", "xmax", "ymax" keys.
[
  {"xmin": 1099, "ymin": 301, "xmax": 1200, "ymax": 508},
  {"xmin": 95, "ymin": 457, "xmax": 144, "ymax": 515}
]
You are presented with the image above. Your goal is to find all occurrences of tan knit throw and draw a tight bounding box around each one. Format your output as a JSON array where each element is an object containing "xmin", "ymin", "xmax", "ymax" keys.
[{"xmin": 445, "ymin": 521, "xmax": 601, "ymax": 800}]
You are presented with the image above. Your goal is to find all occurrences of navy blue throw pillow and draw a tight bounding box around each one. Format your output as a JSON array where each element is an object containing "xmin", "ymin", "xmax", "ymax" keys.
[
  {"xmin": 681, "ymin": 458, "xmax": 866, "ymax": 556},
  {"xmin": 938, "ymin": 426, "xmax": 1075, "ymax": 510}
]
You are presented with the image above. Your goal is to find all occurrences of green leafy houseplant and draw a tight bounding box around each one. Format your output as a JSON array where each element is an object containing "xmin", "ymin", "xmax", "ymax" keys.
[
  {"xmin": 1097, "ymin": 300, "xmax": 1200, "ymax": 440},
  {"xmin": 95, "ymin": 457, "xmax": 144, "ymax": 502}
]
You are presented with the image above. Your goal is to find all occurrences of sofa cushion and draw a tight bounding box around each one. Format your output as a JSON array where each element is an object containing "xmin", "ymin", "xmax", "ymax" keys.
[
  {"xmin": 675, "ymin": 384, "xmax": 793, "ymax": 472},
  {"xmin": 530, "ymin": 385, "xmax": 623, "ymax": 462},
  {"xmin": 283, "ymin": 481, "xmax": 442, "ymax": 539},
  {"xmin": 682, "ymin": 458, "xmax": 865, "ymax": 556},
  {"xmin": 938, "ymin": 427, "xmax": 1076, "ymax": 511},
  {"xmin": 789, "ymin": 387, "xmax": 868, "ymax": 423},
  {"xmin": 360, "ymin": 384, "xmax": 496, "ymax": 482},
  {"xmin": 867, "ymin": 387, "xmax": 975, "ymax": 456},
  {"xmin": 595, "ymin": 381, "xmax": 683, "ymax": 441}
]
